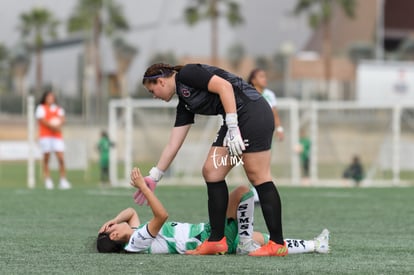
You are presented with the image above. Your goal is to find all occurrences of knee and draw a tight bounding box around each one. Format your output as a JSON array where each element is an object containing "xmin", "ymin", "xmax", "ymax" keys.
[
  {"xmin": 234, "ymin": 185, "xmax": 250, "ymax": 194},
  {"xmin": 202, "ymin": 165, "xmax": 217, "ymax": 182},
  {"xmin": 202, "ymin": 164, "xmax": 210, "ymax": 179},
  {"xmin": 202, "ymin": 164, "xmax": 225, "ymax": 182},
  {"xmin": 230, "ymin": 185, "xmax": 250, "ymax": 202},
  {"xmin": 246, "ymin": 172, "xmax": 272, "ymax": 186}
]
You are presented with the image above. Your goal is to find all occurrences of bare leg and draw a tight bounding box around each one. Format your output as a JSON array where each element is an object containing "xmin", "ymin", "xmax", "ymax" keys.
[
  {"xmin": 43, "ymin": 153, "xmax": 51, "ymax": 179},
  {"xmin": 226, "ymin": 185, "xmax": 250, "ymax": 219},
  {"xmin": 55, "ymin": 151, "xmax": 66, "ymax": 179},
  {"xmin": 243, "ymin": 150, "xmax": 284, "ymax": 245},
  {"xmin": 56, "ymin": 151, "xmax": 71, "ymax": 189},
  {"xmin": 202, "ymin": 146, "xmax": 233, "ymax": 182},
  {"xmin": 242, "ymin": 151, "xmax": 272, "ymax": 185},
  {"xmin": 202, "ymin": 146, "xmax": 233, "ymax": 242}
]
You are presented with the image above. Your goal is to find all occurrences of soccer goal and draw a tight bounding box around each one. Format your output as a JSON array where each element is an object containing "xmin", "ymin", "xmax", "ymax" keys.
[
  {"xmin": 108, "ymin": 97, "xmax": 413, "ymax": 187},
  {"xmin": 107, "ymin": 98, "xmax": 302, "ymax": 186}
]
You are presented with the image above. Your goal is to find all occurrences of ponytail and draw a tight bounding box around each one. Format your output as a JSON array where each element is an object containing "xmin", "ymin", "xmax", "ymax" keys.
[{"xmin": 142, "ymin": 63, "xmax": 183, "ymax": 84}]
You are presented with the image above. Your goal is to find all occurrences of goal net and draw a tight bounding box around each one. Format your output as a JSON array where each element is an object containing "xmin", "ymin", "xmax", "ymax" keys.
[
  {"xmin": 108, "ymin": 98, "xmax": 301, "ymax": 186},
  {"xmin": 303, "ymin": 101, "xmax": 414, "ymax": 186},
  {"xmin": 108, "ymin": 98, "xmax": 413, "ymax": 187}
]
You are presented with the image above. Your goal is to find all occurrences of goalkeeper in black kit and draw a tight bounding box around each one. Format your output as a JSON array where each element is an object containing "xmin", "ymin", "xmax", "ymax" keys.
[{"xmin": 134, "ymin": 63, "xmax": 288, "ymax": 256}]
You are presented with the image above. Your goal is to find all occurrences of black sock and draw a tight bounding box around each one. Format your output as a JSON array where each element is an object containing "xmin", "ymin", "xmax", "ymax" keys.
[
  {"xmin": 255, "ymin": 182, "xmax": 284, "ymax": 244},
  {"xmin": 206, "ymin": 180, "xmax": 228, "ymax": 241}
]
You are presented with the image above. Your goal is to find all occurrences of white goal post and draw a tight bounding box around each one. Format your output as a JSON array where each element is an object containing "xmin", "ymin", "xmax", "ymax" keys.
[
  {"xmin": 109, "ymin": 97, "xmax": 414, "ymax": 187},
  {"xmin": 108, "ymin": 98, "xmax": 301, "ymax": 186}
]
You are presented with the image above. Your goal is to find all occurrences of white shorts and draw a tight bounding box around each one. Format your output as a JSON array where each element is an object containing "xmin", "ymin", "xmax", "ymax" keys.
[{"xmin": 39, "ymin": 137, "xmax": 65, "ymax": 153}]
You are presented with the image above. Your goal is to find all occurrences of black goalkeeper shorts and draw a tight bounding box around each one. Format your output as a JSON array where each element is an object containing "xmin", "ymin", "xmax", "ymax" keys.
[{"xmin": 212, "ymin": 97, "xmax": 274, "ymax": 153}]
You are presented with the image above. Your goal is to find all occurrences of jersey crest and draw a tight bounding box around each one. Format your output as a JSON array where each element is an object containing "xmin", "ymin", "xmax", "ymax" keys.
[{"xmin": 181, "ymin": 88, "xmax": 191, "ymax": 97}]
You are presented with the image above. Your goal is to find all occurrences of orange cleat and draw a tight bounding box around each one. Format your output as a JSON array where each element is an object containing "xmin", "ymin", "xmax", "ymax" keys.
[
  {"xmin": 248, "ymin": 240, "xmax": 288, "ymax": 257},
  {"xmin": 185, "ymin": 237, "xmax": 228, "ymax": 255}
]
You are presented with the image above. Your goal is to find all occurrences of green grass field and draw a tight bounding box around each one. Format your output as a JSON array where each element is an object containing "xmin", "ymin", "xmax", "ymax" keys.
[{"xmin": 1, "ymin": 170, "xmax": 413, "ymax": 275}]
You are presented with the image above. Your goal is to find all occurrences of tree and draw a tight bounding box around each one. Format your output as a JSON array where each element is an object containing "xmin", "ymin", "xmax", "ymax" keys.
[
  {"xmin": 67, "ymin": 0, "xmax": 129, "ymax": 45},
  {"xmin": 0, "ymin": 43, "xmax": 9, "ymax": 77},
  {"xmin": 112, "ymin": 37, "xmax": 138, "ymax": 97},
  {"xmin": 0, "ymin": 44, "xmax": 8, "ymax": 63},
  {"xmin": 293, "ymin": 0, "xmax": 356, "ymax": 95},
  {"xmin": 255, "ymin": 56, "xmax": 270, "ymax": 71},
  {"xmin": 18, "ymin": 7, "xmax": 59, "ymax": 95},
  {"xmin": 148, "ymin": 51, "xmax": 178, "ymax": 67},
  {"xmin": 184, "ymin": 0, "xmax": 243, "ymax": 65},
  {"xmin": 227, "ymin": 43, "xmax": 245, "ymax": 70},
  {"xmin": 0, "ymin": 43, "xmax": 10, "ymax": 94},
  {"xmin": 67, "ymin": 0, "xmax": 129, "ymax": 116}
]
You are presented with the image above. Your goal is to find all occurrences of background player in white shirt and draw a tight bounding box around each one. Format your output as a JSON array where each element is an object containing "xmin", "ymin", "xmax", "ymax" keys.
[
  {"xmin": 248, "ymin": 68, "xmax": 284, "ymax": 142},
  {"xmin": 96, "ymin": 167, "xmax": 329, "ymax": 255}
]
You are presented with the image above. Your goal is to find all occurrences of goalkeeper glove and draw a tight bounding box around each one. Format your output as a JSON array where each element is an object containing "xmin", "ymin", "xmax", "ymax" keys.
[
  {"xmin": 133, "ymin": 167, "xmax": 164, "ymax": 205},
  {"xmin": 223, "ymin": 113, "xmax": 245, "ymax": 157}
]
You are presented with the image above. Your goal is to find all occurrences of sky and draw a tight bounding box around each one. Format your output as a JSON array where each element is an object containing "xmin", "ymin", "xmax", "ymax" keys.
[{"xmin": 0, "ymin": 0, "xmax": 311, "ymax": 95}]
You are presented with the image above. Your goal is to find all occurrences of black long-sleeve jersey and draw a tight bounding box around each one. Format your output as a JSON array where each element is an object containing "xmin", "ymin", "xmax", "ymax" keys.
[{"xmin": 174, "ymin": 64, "xmax": 261, "ymax": 127}]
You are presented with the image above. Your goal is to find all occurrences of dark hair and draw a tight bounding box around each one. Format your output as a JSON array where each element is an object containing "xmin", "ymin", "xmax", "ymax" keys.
[
  {"xmin": 38, "ymin": 88, "xmax": 57, "ymax": 105},
  {"xmin": 142, "ymin": 63, "xmax": 184, "ymax": 85},
  {"xmin": 247, "ymin": 68, "xmax": 264, "ymax": 85},
  {"xmin": 96, "ymin": 232, "xmax": 125, "ymax": 253}
]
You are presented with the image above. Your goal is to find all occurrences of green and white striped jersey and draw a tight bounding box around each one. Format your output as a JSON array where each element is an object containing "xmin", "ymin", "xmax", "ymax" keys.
[{"xmin": 124, "ymin": 221, "xmax": 210, "ymax": 254}]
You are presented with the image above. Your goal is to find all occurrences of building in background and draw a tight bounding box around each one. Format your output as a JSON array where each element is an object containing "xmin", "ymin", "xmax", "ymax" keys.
[
  {"xmin": 304, "ymin": 0, "xmax": 414, "ymax": 57},
  {"xmin": 288, "ymin": 0, "xmax": 414, "ymax": 101}
]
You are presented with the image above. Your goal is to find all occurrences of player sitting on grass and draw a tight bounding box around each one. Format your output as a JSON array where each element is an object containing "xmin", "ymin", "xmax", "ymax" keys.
[{"xmin": 96, "ymin": 167, "xmax": 330, "ymax": 255}]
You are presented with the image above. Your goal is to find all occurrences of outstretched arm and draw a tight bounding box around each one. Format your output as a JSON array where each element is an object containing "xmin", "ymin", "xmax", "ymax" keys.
[
  {"xmin": 133, "ymin": 125, "xmax": 190, "ymax": 205},
  {"xmin": 156, "ymin": 124, "xmax": 191, "ymax": 172},
  {"xmin": 130, "ymin": 167, "xmax": 169, "ymax": 236}
]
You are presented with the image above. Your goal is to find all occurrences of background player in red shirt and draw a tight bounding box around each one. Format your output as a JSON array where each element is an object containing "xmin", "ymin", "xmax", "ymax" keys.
[{"xmin": 35, "ymin": 89, "xmax": 71, "ymax": 190}]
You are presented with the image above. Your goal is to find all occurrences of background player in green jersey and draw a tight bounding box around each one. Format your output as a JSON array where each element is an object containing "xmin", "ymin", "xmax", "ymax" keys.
[
  {"xmin": 96, "ymin": 167, "xmax": 329, "ymax": 255},
  {"xmin": 97, "ymin": 130, "xmax": 114, "ymax": 185},
  {"xmin": 296, "ymin": 130, "xmax": 311, "ymax": 185}
]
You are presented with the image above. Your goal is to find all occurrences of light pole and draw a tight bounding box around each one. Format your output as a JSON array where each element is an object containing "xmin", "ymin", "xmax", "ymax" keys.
[
  {"xmin": 11, "ymin": 53, "xmax": 30, "ymax": 115},
  {"xmin": 376, "ymin": 0, "xmax": 385, "ymax": 60},
  {"xmin": 280, "ymin": 41, "xmax": 295, "ymax": 97}
]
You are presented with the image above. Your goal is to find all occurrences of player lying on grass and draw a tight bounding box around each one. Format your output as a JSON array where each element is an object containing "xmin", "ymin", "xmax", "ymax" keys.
[{"xmin": 97, "ymin": 167, "xmax": 330, "ymax": 255}]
